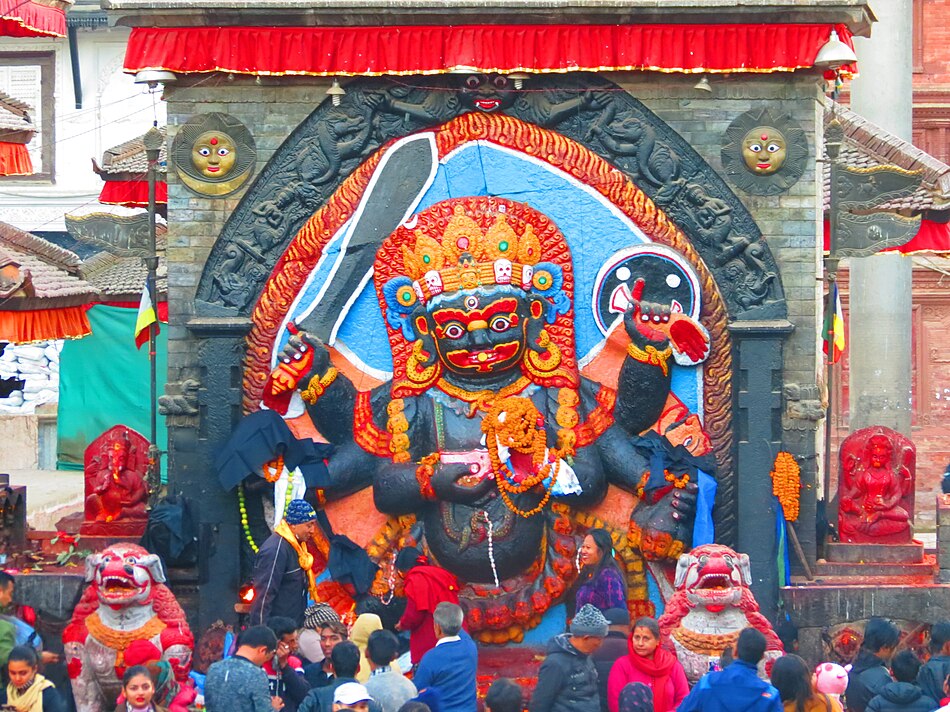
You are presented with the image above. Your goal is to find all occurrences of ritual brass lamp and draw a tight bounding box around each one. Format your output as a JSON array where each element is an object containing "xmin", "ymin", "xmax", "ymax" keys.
[{"xmin": 143, "ymin": 125, "xmax": 164, "ymax": 503}]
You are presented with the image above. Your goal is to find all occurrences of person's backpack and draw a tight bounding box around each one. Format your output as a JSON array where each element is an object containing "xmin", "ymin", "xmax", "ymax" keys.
[{"xmin": 140, "ymin": 495, "xmax": 198, "ymax": 568}]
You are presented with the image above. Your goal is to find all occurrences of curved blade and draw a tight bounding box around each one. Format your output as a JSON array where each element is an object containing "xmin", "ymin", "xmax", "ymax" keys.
[{"xmin": 296, "ymin": 133, "xmax": 438, "ymax": 344}]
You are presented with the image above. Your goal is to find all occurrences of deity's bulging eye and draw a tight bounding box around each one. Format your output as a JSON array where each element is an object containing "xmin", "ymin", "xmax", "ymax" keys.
[
  {"xmin": 767, "ymin": 143, "xmax": 781, "ymax": 153},
  {"xmin": 441, "ymin": 323, "xmax": 466, "ymax": 340},
  {"xmin": 465, "ymin": 76, "xmax": 481, "ymax": 89},
  {"xmin": 217, "ymin": 147, "xmax": 231, "ymax": 157},
  {"xmin": 492, "ymin": 75, "xmax": 508, "ymax": 89},
  {"xmin": 198, "ymin": 147, "xmax": 211, "ymax": 156},
  {"xmin": 489, "ymin": 315, "xmax": 512, "ymax": 333},
  {"xmin": 747, "ymin": 143, "xmax": 762, "ymax": 153}
]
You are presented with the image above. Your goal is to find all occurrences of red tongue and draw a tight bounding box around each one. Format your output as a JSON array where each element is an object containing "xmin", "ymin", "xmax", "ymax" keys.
[{"xmin": 706, "ymin": 604, "xmax": 726, "ymax": 613}]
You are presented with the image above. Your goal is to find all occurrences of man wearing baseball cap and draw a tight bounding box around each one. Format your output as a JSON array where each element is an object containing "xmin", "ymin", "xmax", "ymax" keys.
[
  {"xmin": 250, "ymin": 499, "xmax": 320, "ymax": 626},
  {"xmin": 332, "ymin": 682, "xmax": 376, "ymax": 712}
]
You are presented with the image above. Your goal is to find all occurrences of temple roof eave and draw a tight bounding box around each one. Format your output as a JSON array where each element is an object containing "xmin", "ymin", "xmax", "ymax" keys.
[{"xmin": 104, "ymin": 0, "xmax": 875, "ymax": 35}]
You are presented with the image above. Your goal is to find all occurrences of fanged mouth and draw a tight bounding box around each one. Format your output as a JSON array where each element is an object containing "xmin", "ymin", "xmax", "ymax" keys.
[
  {"xmin": 100, "ymin": 576, "xmax": 138, "ymax": 595},
  {"xmin": 474, "ymin": 99, "xmax": 501, "ymax": 111},
  {"xmin": 695, "ymin": 573, "xmax": 733, "ymax": 591}
]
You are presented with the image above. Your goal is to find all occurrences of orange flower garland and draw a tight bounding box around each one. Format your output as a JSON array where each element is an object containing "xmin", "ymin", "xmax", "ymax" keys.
[
  {"xmin": 770, "ymin": 451, "xmax": 801, "ymax": 521},
  {"xmin": 481, "ymin": 396, "xmax": 568, "ymax": 518}
]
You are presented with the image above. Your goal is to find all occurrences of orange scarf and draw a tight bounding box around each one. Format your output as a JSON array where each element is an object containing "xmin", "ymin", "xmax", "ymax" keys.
[{"xmin": 273, "ymin": 519, "xmax": 319, "ymax": 602}]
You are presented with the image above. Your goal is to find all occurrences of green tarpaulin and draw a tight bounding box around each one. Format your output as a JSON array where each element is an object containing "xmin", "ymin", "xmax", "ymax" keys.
[{"xmin": 57, "ymin": 305, "xmax": 167, "ymax": 473}]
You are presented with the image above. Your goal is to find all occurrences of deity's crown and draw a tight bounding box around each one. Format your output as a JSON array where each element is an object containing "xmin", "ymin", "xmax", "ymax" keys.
[
  {"xmin": 398, "ymin": 204, "xmax": 546, "ymax": 304},
  {"xmin": 381, "ymin": 199, "xmax": 570, "ymax": 340}
]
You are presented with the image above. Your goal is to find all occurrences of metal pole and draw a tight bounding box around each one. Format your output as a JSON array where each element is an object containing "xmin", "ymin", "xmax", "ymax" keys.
[
  {"xmin": 823, "ymin": 156, "xmax": 837, "ymax": 507},
  {"xmin": 148, "ymin": 159, "xmax": 158, "ymax": 457},
  {"xmin": 822, "ymin": 114, "xmax": 843, "ymax": 543},
  {"xmin": 143, "ymin": 125, "xmax": 164, "ymax": 502}
]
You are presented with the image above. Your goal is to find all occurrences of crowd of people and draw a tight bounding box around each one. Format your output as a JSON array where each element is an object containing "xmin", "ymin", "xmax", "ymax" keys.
[
  {"xmin": 3, "ymin": 500, "xmax": 950, "ymax": 712},
  {"xmin": 221, "ymin": 505, "xmax": 950, "ymax": 712},
  {"xmin": 197, "ymin": 599, "xmax": 950, "ymax": 712}
]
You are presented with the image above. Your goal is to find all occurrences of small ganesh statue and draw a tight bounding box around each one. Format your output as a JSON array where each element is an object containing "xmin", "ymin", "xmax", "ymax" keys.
[
  {"xmin": 837, "ymin": 426, "xmax": 915, "ymax": 544},
  {"xmin": 81, "ymin": 425, "xmax": 150, "ymax": 536}
]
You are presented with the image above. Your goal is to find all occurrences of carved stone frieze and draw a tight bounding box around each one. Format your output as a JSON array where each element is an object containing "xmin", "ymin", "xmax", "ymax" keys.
[
  {"xmin": 783, "ymin": 383, "xmax": 826, "ymax": 432},
  {"xmin": 159, "ymin": 378, "xmax": 200, "ymax": 428}
]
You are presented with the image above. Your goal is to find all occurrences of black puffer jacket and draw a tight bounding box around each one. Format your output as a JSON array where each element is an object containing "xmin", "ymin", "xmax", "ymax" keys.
[
  {"xmin": 529, "ymin": 634, "xmax": 600, "ymax": 712},
  {"xmin": 865, "ymin": 681, "xmax": 937, "ymax": 712},
  {"xmin": 846, "ymin": 650, "xmax": 894, "ymax": 712}
]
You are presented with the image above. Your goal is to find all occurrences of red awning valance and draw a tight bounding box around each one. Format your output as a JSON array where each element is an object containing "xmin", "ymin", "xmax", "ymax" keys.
[
  {"xmin": 0, "ymin": 307, "xmax": 91, "ymax": 344},
  {"xmin": 823, "ymin": 218, "xmax": 950, "ymax": 255},
  {"xmin": 99, "ymin": 180, "xmax": 168, "ymax": 208},
  {"xmin": 124, "ymin": 23, "xmax": 856, "ymax": 77},
  {"xmin": 0, "ymin": 0, "xmax": 65, "ymax": 37},
  {"xmin": 0, "ymin": 143, "xmax": 33, "ymax": 176}
]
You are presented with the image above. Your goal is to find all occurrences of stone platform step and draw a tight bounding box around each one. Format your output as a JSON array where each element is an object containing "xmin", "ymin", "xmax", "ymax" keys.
[
  {"xmin": 782, "ymin": 582, "xmax": 950, "ymax": 628},
  {"xmin": 814, "ymin": 554, "xmax": 935, "ymax": 579},
  {"xmin": 826, "ymin": 541, "xmax": 924, "ymax": 564},
  {"xmin": 794, "ymin": 573, "xmax": 937, "ymax": 586}
]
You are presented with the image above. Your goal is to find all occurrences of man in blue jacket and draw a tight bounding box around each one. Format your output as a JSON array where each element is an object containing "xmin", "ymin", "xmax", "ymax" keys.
[
  {"xmin": 413, "ymin": 602, "xmax": 478, "ymax": 712},
  {"xmin": 678, "ymin": 628, "xmax": 782, "ymax": 712}
]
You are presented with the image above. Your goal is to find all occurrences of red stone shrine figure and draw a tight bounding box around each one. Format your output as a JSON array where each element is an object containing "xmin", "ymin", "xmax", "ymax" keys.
[
  {"xmin": 80, "ymin": 425, "xmax": 150, "ymax": 536},
  {"xmin": 837, "ymin": 426, "xmax": 915, "ymax": 544}
]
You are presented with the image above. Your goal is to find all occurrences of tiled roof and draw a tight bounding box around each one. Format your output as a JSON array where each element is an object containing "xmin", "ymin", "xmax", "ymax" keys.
[
  {"xmin": 80, "ymin": 227, "xmax": 167, "ymax": 301},
  {"xmin": 95, "ymin": 126, "xmax": 167, "ymax": 179},
  {"xmin": 0, "ymin": 90, "xmax": 35, "ymax": 136},
  {"xmin": 0, "ymin": 222, "xmax": 98, "ymax": 307},
  {"xmin": 823, "ymin": 98, "xmax": 950, "ymax": 212}
]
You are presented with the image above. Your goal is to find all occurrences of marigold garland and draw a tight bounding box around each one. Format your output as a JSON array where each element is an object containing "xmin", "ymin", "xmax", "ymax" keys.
[
  {"xmin": 770, "ymin": 451, "xmax": 801, "ymax": 522},
  {"xmin": 416, "ymin": 453, "xmax": 440, "ymax": 500},
  {"xmin": 480, "ymin": 396, "xmax": 568, "ymax": 518},
  {"xmin": 261, "ymin": 454, "xmax": 284, "ymax": 483}
]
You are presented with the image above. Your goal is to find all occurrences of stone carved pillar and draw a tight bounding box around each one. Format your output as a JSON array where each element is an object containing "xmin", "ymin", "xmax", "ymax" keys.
[
  {"xmin": 167, "ymin": 317, "xmax": 250, "ymax": 631},
  {"xmin": 729, "ymin": 319, "xmax": 794, "ymax": 620}
]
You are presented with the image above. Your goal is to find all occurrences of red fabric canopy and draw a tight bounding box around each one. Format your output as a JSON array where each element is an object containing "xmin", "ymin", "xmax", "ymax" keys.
[
  {"xmin": 823, "ymin": 218, "xmax": 950, "ymax": 255},
  {"xmin": 0, "ymin": 0, "xmax": 65, "ymax": 37},
  {"xmin": 0, "ymin": 143, "xmax": 32, "ymax": 176},
  {"xmin": 99, "ymin": 180, "xmax": 168, "ymax": 208},
  {"xmin": 124, "ymin": 23, "xmax": 856, "ymax": 77},
  {"xmin": 0, "ymin": 307, "xmax": 91, "ymax": 344}
]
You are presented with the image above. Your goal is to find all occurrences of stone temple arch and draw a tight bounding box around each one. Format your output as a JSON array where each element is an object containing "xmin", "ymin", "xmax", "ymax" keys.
[{"xmin": 192, "ymin": 73, "xmax": 790, "ymax": 615}]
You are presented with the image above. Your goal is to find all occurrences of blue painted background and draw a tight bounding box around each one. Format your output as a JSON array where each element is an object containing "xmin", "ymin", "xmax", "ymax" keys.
[{"xmin": 282, "ymin": 139, "xmax": 701, "ymax": 413}]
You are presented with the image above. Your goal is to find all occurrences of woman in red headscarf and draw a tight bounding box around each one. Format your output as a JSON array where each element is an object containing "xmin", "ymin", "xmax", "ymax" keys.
[
  {"xmin": 607, "ymin": 617, "xmax": 688, "ymax": 712},
  {"xmin": 394, "ymin": 547, "xmax": 460, "ymax": 665}
]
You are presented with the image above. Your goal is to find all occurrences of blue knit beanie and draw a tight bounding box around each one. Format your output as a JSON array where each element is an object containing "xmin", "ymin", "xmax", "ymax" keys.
[{"xmin": 285, "ymin": 499, "xmax": 317, "ymax": 525}]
